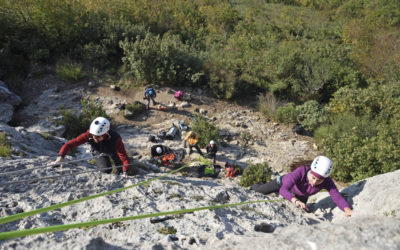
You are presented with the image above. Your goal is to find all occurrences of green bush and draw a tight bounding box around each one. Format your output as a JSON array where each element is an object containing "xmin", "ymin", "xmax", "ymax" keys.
[
  {"xmin": 295, "ymin": 100, "xmax": 328, "ymax": 131},
  {"xmin": 120, "ymin": 31, "xmax": 205, "ymax": 86},
  {"xmin": 60, "ymin": 99, "xmax": 109, "ymax": 139},
  {"xmin": 239, "ymin": 162, "xmax": 271, "ymax": 187},
  {"xmin": 315, "ymin": 82, "xmax": 400, "ymax": 182},
  {"xmin": 275, "ymin": 102, "xmax": 297, "ymax": 123},
  {"xmin": 157, "ymin": 226, "xmax": 177, "ymax": 235},
  {"xmin": 190, "ymin": 115, "xmax": 220, "ymax": 148},
  {"xmin": 124, "ymin": 102, "xmax": 145, "ymax": 118},
  {"xmin": 0, "ymin": 132, "xmax": 11, "ymax": 157},
  {"xmin": 56, "ymin": 59, "xmax": 87, "ymax": 82}
]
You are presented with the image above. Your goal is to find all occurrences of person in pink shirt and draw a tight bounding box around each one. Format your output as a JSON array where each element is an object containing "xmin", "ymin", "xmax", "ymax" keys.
[{"xmin": 251, "ymin": 156, "xmax": 354, "ymax": 217}]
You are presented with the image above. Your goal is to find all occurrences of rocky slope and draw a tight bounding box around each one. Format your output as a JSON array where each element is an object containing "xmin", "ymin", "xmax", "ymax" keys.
[{"xmin": 0, "ymin": 78, "xmax": 399, "ymax": 249}]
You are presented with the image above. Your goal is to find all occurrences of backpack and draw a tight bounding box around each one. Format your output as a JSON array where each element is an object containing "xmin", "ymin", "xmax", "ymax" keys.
[
  {"xmin": 225, "ymin": 162, "xmax": 238, "ymax": 177},
  {"xmin": 174, "ymin": 90, "xmax": 184, "ymax": 100},
  {"xmin": 165, "ymin": 124, "xmax": 179, "ymax": 140},
  {"xmin": 146, "ymin": 87, "xmax": 155, "ymax": 97},
  {"xmin": 197, "ymin": 164, "xmax": 221, "ymax": 178}
]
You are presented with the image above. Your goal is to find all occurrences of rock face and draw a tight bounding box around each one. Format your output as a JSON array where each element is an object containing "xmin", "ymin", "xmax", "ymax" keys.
[
  {"xmin": 0, "ymin": 81, "xmax": 22, "ymax": 123},
  {"xmin": 0, "ymin": 83, "xmax": 399, "ymax": 249}
]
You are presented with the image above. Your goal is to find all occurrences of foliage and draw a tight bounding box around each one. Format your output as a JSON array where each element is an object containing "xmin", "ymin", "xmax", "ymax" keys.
[
  {"xmin": 0, "ymin": 132, "xmax": 11, "ymax": 157},
  {"xmin": 60, "ymin": 99, "xmax": 109, "ymax": 139},
  {"xmin": 190, "ymin": 115, "xmax": 220, "ymax": 148},
  {"xmin": 315, "ymin": 83, "xmax": 400, "ymax": 182},
  {"xmin": 257, "ymin": 92, "xmax": 281, "ymax": 119},
  {"xmin": 239, "ymin": 162, "xmax": 271, "ymax": 187},
  {"xmin": 276, "ymin": 102, "xmax": 297, "ymax": 123},
  {"xmin": 124, "ymin": 102, "xmax": 145, "ymax": 118},
  {"xmin": 120, "ymin": 32, "xmax": 205, "ymax": 86},
  {"xmin": 295, "ymin": 100, "xmax": 328, "ymax": 131},
  {"xmin": 157, "ymin": 226, "xmax": 177, "ymax": 235},
  {"xmin": 56, "ymin": 59, "xmax": 87, "ymax": 82}
]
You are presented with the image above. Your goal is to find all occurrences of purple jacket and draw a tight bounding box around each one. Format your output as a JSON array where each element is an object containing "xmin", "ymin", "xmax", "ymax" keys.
[{"xmin": 280, "ymin": 166, "xmax": 350, "ymax": 211}]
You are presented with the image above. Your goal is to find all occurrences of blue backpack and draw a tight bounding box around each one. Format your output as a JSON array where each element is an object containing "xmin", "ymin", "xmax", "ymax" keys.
[{"xmin": 146, "ymin": 88, "xmax": 155, "ymax": 97}]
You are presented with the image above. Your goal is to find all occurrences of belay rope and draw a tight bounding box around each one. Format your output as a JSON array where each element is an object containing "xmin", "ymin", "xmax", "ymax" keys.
[
  {"xmin": 0, "ymin": 199, "xmax": 283, "ymax": 240},
  {"xmin": 0, "ymin": 165, "xmax": 188, "ymax": 225},
  {"xmin": 0, "ymin": 158, "xmax": 285, "ymax": 241},
  {"xmin": 0, "ymin": 156, "xmax": 94, "ymax": 177}
]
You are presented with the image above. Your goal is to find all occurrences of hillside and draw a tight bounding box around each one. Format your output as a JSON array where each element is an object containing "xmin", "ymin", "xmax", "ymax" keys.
[{"xmin": 0, "ymin": 77, "xmax": 400, "ymax": 249}]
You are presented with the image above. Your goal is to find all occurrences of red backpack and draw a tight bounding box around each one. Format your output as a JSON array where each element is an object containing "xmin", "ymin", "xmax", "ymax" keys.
[{"xmin": 225, "ymin": 162, "xmax": 238, "ymax": 177}]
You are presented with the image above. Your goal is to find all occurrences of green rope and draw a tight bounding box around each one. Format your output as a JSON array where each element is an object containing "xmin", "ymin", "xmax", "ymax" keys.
[
  {"xmin": 0, "ymin": 165, "xmax": 187, "ymax": 225},
  {"xmin": 0, "ymin": 199, "xmax": 283, "ymax": 240}
]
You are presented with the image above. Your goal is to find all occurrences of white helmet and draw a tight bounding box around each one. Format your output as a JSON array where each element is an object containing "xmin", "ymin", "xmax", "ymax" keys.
[
  {"xmin": 156, "ymin": 147, "xmax": 162, "ymax": 154},
  {"xmin": 311, "ymin": 156, "xmax": 333, "ymax": 178},
  {"xmin": 210, "ymin": 140, "xmax": 215, "ymax": 145},
  {"xmin": 89, "ymin": 117, "xmax": 110, "ymax": 136}
]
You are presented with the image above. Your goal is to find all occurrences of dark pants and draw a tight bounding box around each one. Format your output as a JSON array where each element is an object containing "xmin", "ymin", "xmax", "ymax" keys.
[
  {"xmin": 251, "ymin": 177, "xmax": 308, "ymax": 203},
  {"xmin": 208, "ymin": 152, "xmax": 216, "ymax": 164},
  {"xmin": 189, "ymin": 143, "xmax": 203, "ymax": 156},
  {"xmin": 146, "ymin": 96, "xmax": 156, "ymax": 109},
  {"xmin": 251, "ymin": 178, "xmax": 282, "ymax": 195},
  {"xmin": 95, "ymin": 155, "xmax": 122, "ymax": 174}
]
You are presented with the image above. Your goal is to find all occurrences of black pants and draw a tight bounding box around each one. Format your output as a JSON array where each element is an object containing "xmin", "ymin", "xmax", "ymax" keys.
[
  {"xmin": 95, "ymin": 155, "xmax": 123, "ymax": 174},
  {"xmin": 189, "ymin": 144, "xmax": 203, "ymax": 156},
  {"xmin": 208, "ymin": 153, "xmax": 216, "ymax": 164},
  {"xmin": 251, "ymin": 177, "xmax": 308, "ymax": 203},
  {"xmin": 251, "ymin": 178, "xmax": 281, "ymax": 195}
]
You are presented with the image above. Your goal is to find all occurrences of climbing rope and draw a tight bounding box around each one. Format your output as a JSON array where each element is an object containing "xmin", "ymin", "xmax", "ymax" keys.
[
  {"xmin": 0, "ymin": 156, "xmax": 94, "ymax": 177},
  {"xmin": 0, "ymin": 165, "xmax": 188, "ymax": 225},
  {"xmin": 0, "ymin": 165, "xmax": 123, "ymax": 187},
  {"xmin": 0, "ymin": 198, "xmax": 284, "ymax": 240}
]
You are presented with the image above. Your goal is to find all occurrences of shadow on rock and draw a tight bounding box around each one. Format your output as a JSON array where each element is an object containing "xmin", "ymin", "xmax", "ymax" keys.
[
  {"xmin": 312, "ymin": 180, "xmax": 366, "ymax": 221},
  {"xmin": 86, "ymin": 237, "xmax": 125, "ymax": 250}
]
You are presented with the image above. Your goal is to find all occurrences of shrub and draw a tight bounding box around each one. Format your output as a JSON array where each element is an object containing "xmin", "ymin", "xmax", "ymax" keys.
[
  {"xmin": 275, "ymin": 102, "xmax": 297, "ymax": 123},
  {"xmin": 157, "ymin": 226, "xmax": 177, "ymax": 235},
  {"xmin": 315, "ymin": 83, "xmax": 400, "ymax": 182},
  {"xmin": 257, "ymin": 92, "xmax": 281, "ymax": 119},
  {"xmin": 295, "ymin": 100, "xmax": 328, "ymax": 131},
  {"xmin": 239, "ymin": 162, "xmax": 271, "ymax": 187},
  {"xmin": 0, "ymin": 132, "xmax": 11, "ymax": 157},
  {"xmin": 60, "ymin": 99, "xmax": 109, "ymax": 139},
  {"xmin": 120, "ymin": 31, "xmax": 204, "ymax": 86},
  {"xmin": 190, "ymin": 115, "xmax": 220, "ymax": 148},
  {"xmin": 124, "ymin": 102, "xmax": 145, "ymax": 118},
  {"xmin": 56, "ymin": 59, "xmax": 87, "ymax": 82}
]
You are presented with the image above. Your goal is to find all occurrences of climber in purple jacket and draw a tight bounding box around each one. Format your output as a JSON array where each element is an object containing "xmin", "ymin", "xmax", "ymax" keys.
[{"xmin": 251, "ymin": 156, "xmax": 354, "ymax": 217}]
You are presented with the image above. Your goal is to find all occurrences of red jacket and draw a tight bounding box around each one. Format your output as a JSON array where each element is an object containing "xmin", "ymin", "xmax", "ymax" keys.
[{"xmin": 58, "ymin": 130, "xmax": 130, "ymax": 172}]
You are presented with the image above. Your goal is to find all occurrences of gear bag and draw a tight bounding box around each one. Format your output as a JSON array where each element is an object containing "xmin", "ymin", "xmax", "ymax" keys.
[
  {"xmin": 225, "ymin": 162, "xmax": 238, "ymax": 177},
  {"xmin": 165, "ymin": 124, "xmax": 179, "ymax": 140}
]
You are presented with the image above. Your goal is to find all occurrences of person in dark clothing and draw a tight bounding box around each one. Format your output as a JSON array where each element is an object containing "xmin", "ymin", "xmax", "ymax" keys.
[
  {"xmin": 251, "ymin": 156, "xmax": 354, "ymax": 217},
  {"xmin": 53, "ymin": 117, "xmax": 130, "ymax": 177},
  {"xmin": 144, "ymin": 87, "xmax": 157, "ymax": 109},
  {"xmin": 151, "ymin": 145, "xmax": 173, "ymax": 157},
  {"xmin": 206, "ymin": 140, "xmax": 218, "ymax": 164}
]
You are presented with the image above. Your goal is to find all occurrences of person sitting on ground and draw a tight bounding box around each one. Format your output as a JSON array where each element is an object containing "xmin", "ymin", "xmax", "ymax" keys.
[
  {"xmin": 184, "ymin": 131, "xmax": 203, "ymax": 156},
  {"xmin": 151, "ymin": 144, "xmax": 173, "ymax": 157},
  {"xmin": 150, "ymin": 144, "xmax": 175, "ymax": 166},
  {"xmin": 251, "ymin": 156, "xmax": 354, "ymax": 217},
  {"xmin": 206, "ymin": 140, "xmax": 218, "ymax": 164},
  {"xmin": 144, "ymin": 86, "xmax": 157, "ymax": 110},
  {"xmin": 53, "ymin": 117, "xmax": 130, "ymax": 177}
]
